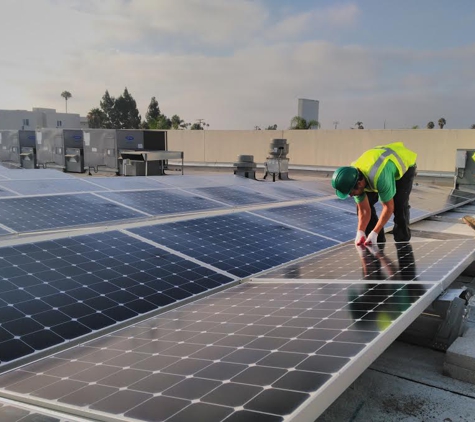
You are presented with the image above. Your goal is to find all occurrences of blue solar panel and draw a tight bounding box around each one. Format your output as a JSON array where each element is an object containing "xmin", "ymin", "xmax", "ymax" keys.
[
  {"xmin": 129, "ymin": 213, "xmax": 338, "ymax": 278},
  {"xmin": 0, "ymin": 194, "xmax": 145, "ymax": 232},
  {"xmin": 82, "ymin": 176, "xmax": 168, "ymax": 191},
  {"xmin": 96, "ymin": 190, "xmax": 228, "ymax": 216},
  {"xmin": 253, "ymin": 203, "xmax": 358, "ymax": 242},
  {"xmin": 0, "ymin": 231, "xmax": 234, "ymax": 366},
  {"xmin": 0, "ymin": 179, "xmax": 103, "ymax": 195},
  {"xmin": 186, "ymin": 186, "xmax": 280, "ymax": 206}
]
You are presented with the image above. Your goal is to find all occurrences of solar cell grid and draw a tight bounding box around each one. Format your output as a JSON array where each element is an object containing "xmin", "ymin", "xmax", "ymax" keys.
[
  {"xmin": 0, "ymin": 281, "xmax": 436, "ymax": 422},
  {"xmin": 256, "ymin": 238, "xmax": 475, "ymax": 284},
  {"xmin": 96, "ymin": 189, "xmax": 228, "ymax": 216},
  {"xmin": 129, "ymin": 212, "xmax": 338, "ymax": 278},
  {"xmin": 186, "ymin": 186, "xmax": 281, "ymax": 206},
  {"xmin": 0, "ymin": 194, "xmax": 144, "ymax": 233},
  {"xmin": 253, "ymin": 203, "xmax": 358, "ymax": 242},
  {"xmin": 82, "ymin": 176, "xmax": 168, "ymax": 191},
  {"xmin": 0, "ymin": 231, "xmax": 234, "ymax": 366},
  {"xmin": 244, "ymin": 183, "xmax": 325, "ymax": 201},
  {"xmin": 0, "ymin": 179, "xmax": 104, "ymax": 196}
]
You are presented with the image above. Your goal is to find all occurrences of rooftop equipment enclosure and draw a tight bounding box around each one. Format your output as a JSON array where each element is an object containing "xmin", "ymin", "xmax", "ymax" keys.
[
  {"xmin": 83, "ymin": 129, "xmax": 118, "ymax": 173},
  {"xmin": 19, "ymin": 130, "xmax": 37, "ymax": 169},
  {"xmin": 63, "ymin": 129, "xmax": 85, "ymax": 173},
  {"xmin": 0, "ymin": 130, "xmax": 20, "ymax": 165},
  {"xmin": 36, "ymin": 129, "xmax": 83, "ymax": 170}
]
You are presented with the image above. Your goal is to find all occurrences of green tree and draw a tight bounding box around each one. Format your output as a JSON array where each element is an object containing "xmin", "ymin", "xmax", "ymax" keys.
[
  {"xmin": 471, "ymin": 124, "xmax": 475, "ymax": 129},
  {"xmin": 114, "ymin": 87, "xmax": 141, "ymax": 129},
  {"xmin": 100, "ymin": 90, "xmax": 117, "ymax": 129},
  {"xmin": 290, "ymin": 116, "xmax": 320, "ymax": 129},
  {"xmin": 170, "ymin": 115, "xmax": 189, "ymax": 130},
  {"xmin": 145, "ymin": 97, "xmax": 161, "ymax": 124},
  {"xmin": 87, "ymin": 108, "xmax": 107, "ymax": 128},
  {"xmin": 426, "ymin": 121, "xmax": 435, "ymax": 129},
  {"xmin": 355, "ymin": 121, "xmax": 364, "ymax": 129},
  {"xmin": 149, "ymin": 115, "xmax": 172, "ymax": 130},
  {"xmin": 191, "ymin": 119, "xmax": 210, "ymax": 130},
  {"xmin": 411, "ymin": 125, "xmax": 419, "ymax": 129},
  {"xmin": 266, "ymin": 124, "xmax": 277, "ymax": 130},
  {"xmin": 438, "ymin": 117, "xmax": 446, "ymax": 129},
  {"xmin": 61, "ymin": 91, "xmax": 72, "ymax": 113}
]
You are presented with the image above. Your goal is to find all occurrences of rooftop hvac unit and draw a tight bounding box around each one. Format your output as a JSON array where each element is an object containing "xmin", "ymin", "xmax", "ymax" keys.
[
  {"xmin": 36, "ymin": 129, "xmax": 84, "ymax": 171},
  {"xmin": 264, "ymin": 138, "xmax": 289, "ymax": 181},
  {"xmin": 0, "ymin": 130, "xmax": 20, "ymax": 167},
  {"xmin": 454, "ymin": 149, "xmax": 475, "ymax": 191}
]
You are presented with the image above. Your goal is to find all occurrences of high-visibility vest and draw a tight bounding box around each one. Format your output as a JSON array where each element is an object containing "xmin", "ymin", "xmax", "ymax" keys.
[{"xmin": 351, "ymin": 142, "xmax": 417, "ymax": 191}]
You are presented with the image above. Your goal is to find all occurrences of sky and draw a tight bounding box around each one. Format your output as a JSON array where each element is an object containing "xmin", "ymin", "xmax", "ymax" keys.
[{"xmin": 1, "ymin": 0, "xmax": 475, "ymax": 130}]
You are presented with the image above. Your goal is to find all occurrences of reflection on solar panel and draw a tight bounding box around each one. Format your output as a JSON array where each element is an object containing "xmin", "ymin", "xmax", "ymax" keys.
[
  {"xmin": 187, "ymin": 186, "xmax": 281, "ymax": 206},
  {"xmin": 0, "ymin": 281, "xmax": 437, "ymax": 422},
  {"xmin": 0, "ymin": 231, "xmax": 234, "ymax": 365},
  {"xmin": 0, "ymin": 194, "xmax": 144, "ymax": 232},
  {"xmin": 0, "ymin": 169, "xmax": 74, "ymax": 180},
  {"xmin": 0, "ymin": 179, "xmax": 104, "ymax": 196},
  {"xmin": 96, "ymin": 190, "xmax": 228, "ymax": 216},
  {"xmin": 0, "ymin": 398, "xmax": 73, "ymax": 421},
  {"xmin": 0, "ymin": 187, "xmax": 17, "ymax": 198},
  {"xmin": 253, "ymin": 203, "xmax": 358, "ymax": 242},
  {"xmin": 256, "ymin": 239, "xmax": 475, "ymax": 285},
  {"xmin": 82, "ymin": 177, "xmax": 167, "ymax": 191},
  {"xmin": 129, "ymin": 213, "xmax": 338, "ymax": 278},
  {"xmin": 244, "ymin": 183, "xmax": 324, "ymax": 201}
]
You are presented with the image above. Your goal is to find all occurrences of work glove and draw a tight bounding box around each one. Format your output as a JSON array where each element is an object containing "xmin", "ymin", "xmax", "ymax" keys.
[
  {"xmin": 364, "ymin": 230, "xmax": 378, "ymax": 246},
  {"xmin": 355, "ymin": 230, "xmax": 366, "ymax": 246}
]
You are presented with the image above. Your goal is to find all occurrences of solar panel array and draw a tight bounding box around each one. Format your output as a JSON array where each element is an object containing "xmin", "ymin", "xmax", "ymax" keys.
[{"xmin": 0, "ymin": 167, "xmax": 474, "ymax": 422}]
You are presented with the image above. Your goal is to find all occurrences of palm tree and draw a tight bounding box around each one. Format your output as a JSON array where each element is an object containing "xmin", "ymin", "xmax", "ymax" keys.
[
  {"xmin": 438, "ymin": 117, "xmax": 446, "ymax": 129},
  {"xmin": 61, "ymin": 91, "xmax": 72, "ymax": 113},
  {"xmin": 87, "ymin": 108, "xmax": 106, "ymax": 128},
  {"xmin": 355, "ymin": 121, "xmax": 364, "ymax": 129},
  {"xmin": 290, "ymin": 116, "xmax": 320, "ymax": 129},
  {"xmin": 426, "ymin": 121, "xmax": 435, "ymax": 129}
]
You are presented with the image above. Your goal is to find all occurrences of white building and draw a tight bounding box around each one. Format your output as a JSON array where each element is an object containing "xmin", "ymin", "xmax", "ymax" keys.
[
  {"xmin": 298, "ymin": 98, "xmax": 320, "ymax": 129},
  {"xmin": 0, "ymin": 108, "xmax": 81, "ymax": 130}
]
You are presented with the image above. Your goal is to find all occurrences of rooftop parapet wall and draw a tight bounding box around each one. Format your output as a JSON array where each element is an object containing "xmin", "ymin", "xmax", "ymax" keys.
[{"xmin": 167, "ymin": 129, "xmax": 475, "ymax": 173}]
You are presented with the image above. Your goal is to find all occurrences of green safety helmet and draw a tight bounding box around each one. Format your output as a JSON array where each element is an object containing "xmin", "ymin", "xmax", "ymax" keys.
[{"xmin": 331, "ymin": 166, "xmax": 359, "ymax": 199}]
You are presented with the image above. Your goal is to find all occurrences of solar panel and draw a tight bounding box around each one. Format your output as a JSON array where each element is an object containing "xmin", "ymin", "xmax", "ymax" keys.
[
  {"xmin": 0, "ymin": 186, "xmax": 17, "ymax": 198},
  {"xmin": 244, "ymin": 183, "xmax": 325, "ymax": 201},
  {"xmin": 0, "ymin": 194, "xmax": 145, "ymax": 233},
  {"xmin": 82, "ymin": 177, "xmax": 168, "ymax": 191},
  {"xmin": 0, "ymin": 280, "xmax": 439, "ymax": 422},
  {"xmin": 129, "ymin": 213, "xmax": 338, "ymax": 278},
  {"xmin": 252, "ymin": 203, "xmax": 358, "ymax": 242},
  {"xmin": 186, "ymin": 186, "xmax": 281, "ymax": 206},
  {"xmin": 0, "ymin": 398, "xmax": 74, "ymax": 421},
  {"xmin": 0, "ymin": 169, "xmax": 75, "ymax": 180},
  {"xmin": 96, "ymin": 190, "xmax": 228, "ymax": 216},
  {"xmin": 0, "ymin": 231, "xmax": 235, "ymax": 366},
  {"xmin": 0, "ymin": 179, "xmax": 104, "ymax": 196},
  {"xmin": 255, "ymin": 238, "xmax": 475, "ymax": 285},
  {"xmin": 150, "ymin": 175, "xmax": 229, "ymax": 188}
]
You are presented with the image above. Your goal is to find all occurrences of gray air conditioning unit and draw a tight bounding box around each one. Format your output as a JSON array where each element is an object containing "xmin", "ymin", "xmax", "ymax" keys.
[{"xmin": 264, "ymin": 138, "xmax": 289, "ymax": 181}]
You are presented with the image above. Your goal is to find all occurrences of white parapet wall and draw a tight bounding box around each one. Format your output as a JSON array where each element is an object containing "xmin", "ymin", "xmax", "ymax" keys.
[{"xmin": 166, "ymin": 129, "xmax": 475, "ymax": 173}]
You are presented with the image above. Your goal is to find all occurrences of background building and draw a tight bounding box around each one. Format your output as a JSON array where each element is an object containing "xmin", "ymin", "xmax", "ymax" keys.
[
  {"xmin": 298, "ymin": 98, "xmax": 320, "ymax": 128},
  {"xmin": 0, "ymin": 108, "xmax": 81, "ymax": 130}
]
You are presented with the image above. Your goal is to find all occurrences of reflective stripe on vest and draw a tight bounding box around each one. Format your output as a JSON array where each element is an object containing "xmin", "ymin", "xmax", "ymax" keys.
[{"xmin": 367, "ymin": 147, "xmax": 407, "ymax": 190}]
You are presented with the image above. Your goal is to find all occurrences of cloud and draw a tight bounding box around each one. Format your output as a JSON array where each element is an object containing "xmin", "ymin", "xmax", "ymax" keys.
[
  {"xmin": 266, "ymin": 3, "xmax": 360, "ymax": 41},
  {"xmin": 1, "ymin": 1, "xmax": 475, "ymax": 131}
]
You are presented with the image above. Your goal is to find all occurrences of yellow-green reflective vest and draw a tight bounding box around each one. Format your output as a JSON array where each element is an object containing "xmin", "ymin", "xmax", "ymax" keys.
[{"xmin": 351, "ymin": 142, "xmax": 417, "ymax": 191}]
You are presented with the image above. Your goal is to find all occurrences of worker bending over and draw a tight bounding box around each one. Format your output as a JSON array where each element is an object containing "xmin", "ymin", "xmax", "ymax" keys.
[{"xmin": 331, "ymin": 142, "xmax": 417, "ymax": 246}]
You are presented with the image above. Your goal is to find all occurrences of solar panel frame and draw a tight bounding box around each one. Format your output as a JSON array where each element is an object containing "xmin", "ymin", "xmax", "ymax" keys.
[{"xmin": 0, "ymin": 280, "xmax": 443, "ymax": 422}]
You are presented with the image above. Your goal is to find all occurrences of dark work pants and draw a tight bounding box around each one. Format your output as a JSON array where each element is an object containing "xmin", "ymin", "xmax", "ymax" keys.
[{"xmin": 363, "ymin": 165, "xmax": 416, "ymax": 243}]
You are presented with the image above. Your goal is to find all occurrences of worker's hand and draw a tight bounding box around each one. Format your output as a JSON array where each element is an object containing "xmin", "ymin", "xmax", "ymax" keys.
[
  {"xmin": 355, "ymin": 230, "xmax": 366, "ymax": 246},
  {"xmin": 355, "ymin": 244, "xmax": 365, "ymax": 258},
  {"xmin": 366, "ymin": 243, "xmax": 381, "ymax": 256},
  {"xmin": 364, "ymin": 230, "xmax": 378, "ymax": 246}
]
